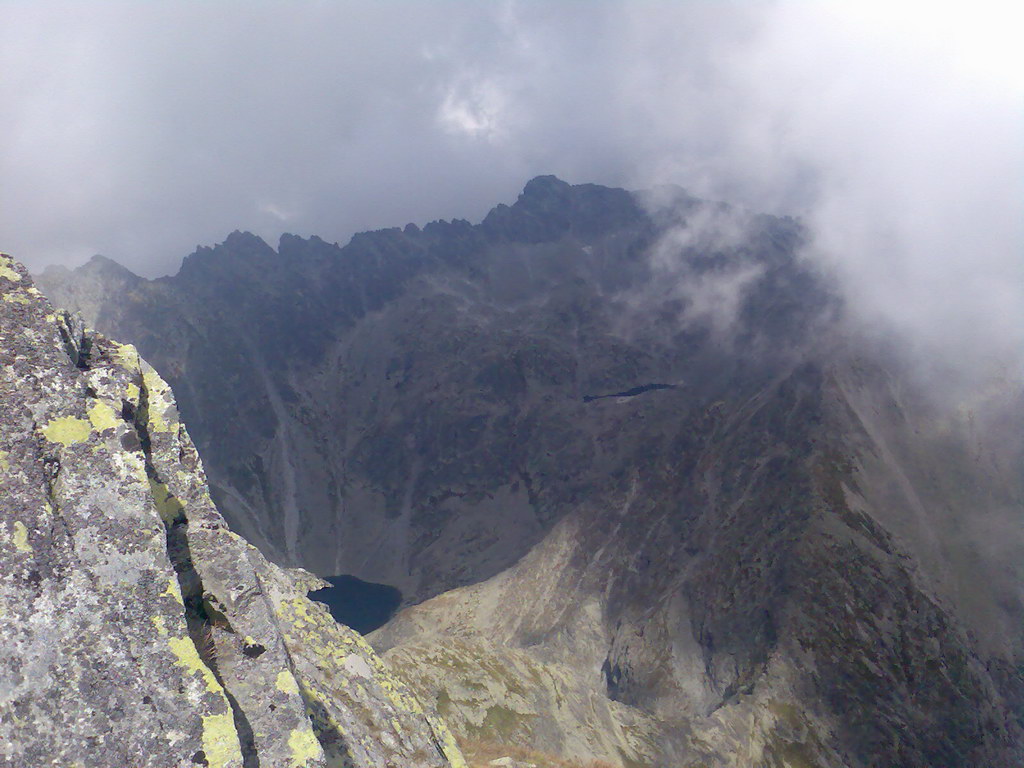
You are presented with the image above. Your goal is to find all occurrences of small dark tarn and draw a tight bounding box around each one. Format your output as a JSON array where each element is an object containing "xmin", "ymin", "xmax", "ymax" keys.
[
  {"xmin": 308, "ymin": 574, "xmax": 403, "ymax": 635},
  {"xmin": 583, "ymin": 382, "xmax": 676, "ymax": 403}
]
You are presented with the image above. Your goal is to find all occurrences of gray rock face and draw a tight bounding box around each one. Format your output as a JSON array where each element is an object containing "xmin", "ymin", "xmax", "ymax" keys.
[
  {"xmin": 36, "ymin": 178, "xmax": 1024, "ymax": 766},
  {"xmin": 0, "ymin": 254, "xmax": 465, "ymax": 768}
]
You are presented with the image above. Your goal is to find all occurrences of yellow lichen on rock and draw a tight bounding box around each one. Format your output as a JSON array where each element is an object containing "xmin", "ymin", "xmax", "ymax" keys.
[
  {"xmin": 426, "ymin": 715, "xmax": 469, "ymax": 768},
  {"xmin": 287, "ymin": 726, "xmax": 324, "ymax": 767},
  {"xmin": 162, "ymin": 575, "xmax": 185, "ymax": 605},
  {"xmin": 41, "ymin": 416, "xmax": 92, "ymax": 447},
  {"xmin": 276, "ymin": 670, "xmax": 300, "ymax": 695},
  {"xmin": 0, "ymin": 263, "xmax": 22, "ymax": 282},
  {"xmin": 168, "ymin": 636, "xmax": 224, "ymax": 694},
  {"xmin": 141, "ymin": 362, "xmax": 175, "ymax": 433},
  {"xmin": 272, "ymin": 596, "xmax": 467, "ymax": 766},
  {"xmin": 88, "ymin": 401, "xmax": 120, "ymax": 432},
  {"xmin": 149, "ymin": 478, "xmax": 185, "ymax": 523},
  {"xmin": 202, "ymin": 712, "xmax": 243, "ymax": 768},
  {"xmin": 111, "ymin": 342, "xmax": 140, "ymax": 371},
  {"xmin": 12, "ymin": 521, "xmax": 31, "ymax": 553}
]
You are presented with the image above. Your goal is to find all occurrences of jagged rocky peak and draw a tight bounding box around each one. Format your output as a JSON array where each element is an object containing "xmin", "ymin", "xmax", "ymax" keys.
[
  {"xmin": 0, "ymin": 253, "xmax": 465, "ymax": 768},
  {"xmin": 481, "ymin": 174, "xmax": 646, "ymax": 242},
  {"xmin": 176, "ymin": 230, "xmax": 280, "ymax": 282},
  {"xmin": 34, "ymin": 254, "xmax": 145, "ymax": 331},
  {"xmin": 42, "ymin": 253, "xmax": 141, "ymax": 282}
]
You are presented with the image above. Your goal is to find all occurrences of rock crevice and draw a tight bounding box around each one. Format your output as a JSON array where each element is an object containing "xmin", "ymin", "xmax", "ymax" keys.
[{"xmin": 0, "ymin": 253, "xmax": 465, "ymax": 768}]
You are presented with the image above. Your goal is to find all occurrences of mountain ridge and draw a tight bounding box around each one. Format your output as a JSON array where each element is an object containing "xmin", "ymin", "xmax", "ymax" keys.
[{"xmin": 35, "ymin": 177, "xmax": 1024, "ymax": 766}]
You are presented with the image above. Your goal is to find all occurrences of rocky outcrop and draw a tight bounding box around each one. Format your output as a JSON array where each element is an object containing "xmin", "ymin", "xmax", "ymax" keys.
[
  {"xmin": 385, "ymin": 636, "xmax": 662, "ymax": 765},
  {"xmin": 0, "ymin": 253, "xmax": 464, "ymax": 767}
]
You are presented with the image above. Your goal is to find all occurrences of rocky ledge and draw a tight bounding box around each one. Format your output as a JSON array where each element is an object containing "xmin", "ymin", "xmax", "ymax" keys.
[{"xmin": 0, "ymin": 253, "xmax": 465, "ymax": 768}]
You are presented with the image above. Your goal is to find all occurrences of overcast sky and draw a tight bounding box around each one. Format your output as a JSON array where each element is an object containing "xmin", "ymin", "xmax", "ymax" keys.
[{"xmin": 2, "ymin": 1, "xmax": 1022, "ymax": 372}]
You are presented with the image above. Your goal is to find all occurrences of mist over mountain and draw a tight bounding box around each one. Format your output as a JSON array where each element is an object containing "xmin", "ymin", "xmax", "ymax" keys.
[
  {"xmin": 4, "ymin": 2, "xmax": 1023, "ymax": 765},
  {"xmin": 4, "ymin": 2, "xmax": 1022, "ymax": 393},
  {"xmin": 38, "ymin": 177, "xmax": 1024, "ymax": 767}
]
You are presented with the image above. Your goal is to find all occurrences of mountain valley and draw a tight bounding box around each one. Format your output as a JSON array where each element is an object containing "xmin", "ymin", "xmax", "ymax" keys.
[{"xmin": 35, "ymin": 177, "xmax": 1024, "ymax": 767}]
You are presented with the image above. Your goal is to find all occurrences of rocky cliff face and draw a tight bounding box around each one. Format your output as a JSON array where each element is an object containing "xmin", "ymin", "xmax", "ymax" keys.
[
  {"xmin": 37, "ymin": 178, "xmax": 1024, "ymax": 767},
  {"xmin": 37, "ymin": 177, "xmax": 823, "ymax": 608},
  {"xmin": 0, "ymin": 254, "xmax": 465, "ymax": 768}
]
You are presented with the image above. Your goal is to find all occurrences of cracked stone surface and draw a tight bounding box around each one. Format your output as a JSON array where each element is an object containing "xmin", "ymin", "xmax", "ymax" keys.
[{"xmin": 0, "ymin": 253, "xmax": 465, "ymax": 768}]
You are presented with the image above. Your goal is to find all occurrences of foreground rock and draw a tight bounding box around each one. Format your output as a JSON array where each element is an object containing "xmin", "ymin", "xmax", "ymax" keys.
[{"xmin": 0, "ymin": 253, "xmax": 464, "ymax": 767}]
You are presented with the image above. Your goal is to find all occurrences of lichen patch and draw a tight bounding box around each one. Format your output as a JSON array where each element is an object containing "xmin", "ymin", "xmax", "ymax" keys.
[
  {"xmin": 12, "ymin": 521, "xmax": 31, "ymax": 553},
  {"xmin": 167, "ymin": 636, "xmax": 223, "ymax": 694},
  {"xmin": 202, "ymin": 711, "xmax": 243, "ymax": 768},
  {"xmin": 287, "ymin": 726, "xmax": 323, "ymax": 767},
  {"xmin": 276, "ymin": 669, "xmax": 300, "ymax": 695},
  {"xmin": 0, "ymin": 263, "xmax": 22, "ymax": 282},
  {"xmin": 87, "ymin": 401, "xmax": 120, "ymax": 432},
  {"xmin": 41, "ymin": 416, "xmax": 92, "ymax": 447}
]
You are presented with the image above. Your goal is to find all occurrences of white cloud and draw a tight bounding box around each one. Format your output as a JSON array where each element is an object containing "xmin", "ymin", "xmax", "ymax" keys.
[
  {"xmin": 438, "ymin": 77, "xmax": 509, "ymax": 141},
  {"xmin": 0, "ymin": 1, "xmax": 1019, "ymax": 378},
  {"xmin": 258, "ymin": 202, "xmax": 300, "ymax": 223}
]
